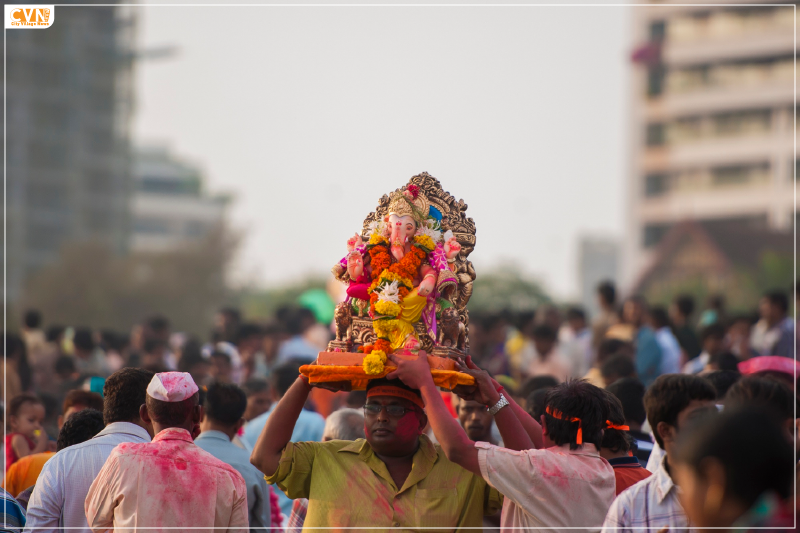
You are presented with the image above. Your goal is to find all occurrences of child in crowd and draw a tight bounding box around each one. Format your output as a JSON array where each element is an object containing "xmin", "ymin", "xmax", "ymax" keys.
[
  {"xmin": 598, "ymin": 389, "xmax": 651, "ymax": 494},
  {"xmin": 5, "ymin": 394, "xmax": 52, "ymax": 472}
]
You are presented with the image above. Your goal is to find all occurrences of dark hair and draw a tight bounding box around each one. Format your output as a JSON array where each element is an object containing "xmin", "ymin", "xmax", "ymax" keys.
[
  {"xmin": 346, "ymin": 390, "xmax": 367, "ymax": 408},
  {"xmin": 703, "ymin": 370, "xmax": 741, "ymax": 400},
  {"xmin": 600, "ymin": 389, "xmax": 631, "ymax": 454},
  {"xmin": 725, "ymin": 376, "xmax": 794, "ymax": 422},
  {"xmin": 236, "ymin": 323, "xmax": 262, "ymax": 344},
  {"xmin": 46, "ymin": 325, "xmax": 65, "ymax": 343},
  {"xmin": 708, "ymin": 352, "xmax": 739, "ymax": 372},
  {"xmin": 204, "ymin": 382, "xmax": 247, "ymax": 426},
  {"xmin": 72, "ymin": 328, "xmax": 95, "ymax": 352},
  {"xmin": 764, "ymin": 290, "xmax": 789, "ymax": 314},
  {"xmin": 700, "ymin": 323, "xmax": 726, "ymax": 343},
  {"xmin": 103, "ymin": 368, "xmax": 155, "ymax": 425},
  {"xmin": 532, "ymin": 324, "xmax": 556, "ymax": 342},
  {"xmin": 54, "ymin": 355, "xmax": 76, "ymax": 377},
  {"xmin": 543, "ymin": 380, "xmax": 608, "ymax": 450},
  {"xmin": 601, "ymin": 354, "xmax": 636, "ymax": 381},
  {"xmin": 241, "ymin": 378, "xmax": 269, "ymax": 397},
  {"xmin": 649, "ymin": 306, "xmax": 670, "ymax": 329},
  {"xmin": 23, "ymin": 310, "xmax": 42, "ymax": 329},
  {"xmin": 526, "ymin": 389, "xmax": 549, "ymax": 421},
  {"xmin": 63, "ymin": 390, "xmax": 104, "ymax": 416},
  {"xmin": 605, "ymin": 377, "xmax": 647, "ymax": 426},
  {"xmin": 57, "ymin": 408, "xmax": 105, "ymax": 451},
  {"xmin": 3, "ymin": 333, "xmax": 31, "ymax": 392},
  {"xmin": 7, "ymin": 394, "xmax": 42, "ymax": 418},
  {"xmin": 177, "ymin": 345, "xmax": 208, "ymax": 373},
  {"xmin": 597, "ymin": 281, "xmax": 616, "ymax": 306},
  {"xmin": 146, "ymin": 392, "xmax": 199, "ymax": 427},
  {"xmin": 565, "ymin": 307, "xmax": 586, "ymax": 323},
  {"xmin": 210, "ymin": 351, "xmax": 232, "ymax": 366},
  {"xmin": 146, "ymin": 315, "xmax": 170, "ymax": 333},
  {"xmin": 519, "ymin": 375, "xmax": 559, "ymax": 401},
  {"xmin": 644, "ymin": 374, "xmax": 716, "ymax": 448},
  {"xmin": 673, "ymin": 294, "xmax": 695, "ymax": 317},
  {"xmin": 674, "ymin": 407, "xmax": 793, "ymax": 506},
  {"xmin": 271, "ymin": 362, "xmax": 302, "ymax": 397},
  {"xmin": 597, "ymin": 339, "xmax": 633, "ymax": 365}
]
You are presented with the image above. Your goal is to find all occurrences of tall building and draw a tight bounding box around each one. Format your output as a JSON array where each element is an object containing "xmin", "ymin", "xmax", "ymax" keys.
[
  {"xmin": 5, "ymin": 4, "xmax": 136, "ymax": 302},
  {"xmin": 131, "ymin": 146, "xmax": 230, "ymax": 252},
  {"xmin": 623, "ymin": 3, "xmax": 795, "ymax": 289}
]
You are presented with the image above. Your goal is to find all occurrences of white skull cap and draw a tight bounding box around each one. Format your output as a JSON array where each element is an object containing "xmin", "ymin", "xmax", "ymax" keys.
[{"xmin": 146, "ymin": 372, "xmax": 199, "ymax": 402}]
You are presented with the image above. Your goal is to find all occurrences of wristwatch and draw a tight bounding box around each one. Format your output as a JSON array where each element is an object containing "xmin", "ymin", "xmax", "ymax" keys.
[{"xmin": 488, "ymin": 393, "xmax": 509, "ymax": 416}]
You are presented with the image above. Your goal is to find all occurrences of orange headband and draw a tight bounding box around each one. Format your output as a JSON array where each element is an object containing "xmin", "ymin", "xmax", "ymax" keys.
[
  {"xmin": 546, "ymin": 405, "xmax": 583, "ymax": 445},
  {"xmin": 606, "ymin": 420, "xmax": 630, "ymax": 431},
  {"xmin": 367, "ymin": 385, "xmax": 425, "ymax": 409}
]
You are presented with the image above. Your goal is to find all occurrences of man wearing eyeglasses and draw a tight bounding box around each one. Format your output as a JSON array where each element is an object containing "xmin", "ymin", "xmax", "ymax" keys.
[{"xmin": 249, "ymin": 374, "xmax": 502, "ymax": 530}]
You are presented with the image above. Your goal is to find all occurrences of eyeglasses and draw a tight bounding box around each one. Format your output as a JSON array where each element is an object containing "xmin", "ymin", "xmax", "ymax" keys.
[{"xmin": 363, "ymin": 403, "xmax": 417, "ymax": 418}]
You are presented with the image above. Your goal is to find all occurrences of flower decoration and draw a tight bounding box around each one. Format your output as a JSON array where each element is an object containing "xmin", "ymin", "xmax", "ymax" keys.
[
  {"xmin": 406, "ymin": 184, "xmax": 420, "ymax": 199},
  {"xmin": 416, "ymin": 219, "xmax": 443, "ymax": 244},
  {"xmin": 363, "ymin": 350, "xmax": 387, "ymax": 375},
  {"xmin": 412, "ymin": 234, "xmax": 436, "ymax": 253},
  {"xmin": 364, "ymin": 220, "xmax": 384, "ymax": 241}
]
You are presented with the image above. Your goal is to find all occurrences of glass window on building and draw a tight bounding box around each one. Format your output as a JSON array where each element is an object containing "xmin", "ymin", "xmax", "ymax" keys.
[
  {"xmin": 710, "ymin": 162, "xmax": 770, "ymax": 187},
  {"xmin": 643, "ymin": 223, "xmax": 671, "ymax": 248},
  {"xmin": 644, "ymin": 174, "xmax": 670, "ymax": 197},
  {"xmin": 713, "ymin": 109, "xmax": 771, "ymax": 137},
  {"xmin": 645, "ymin": 123, "xmax": 666, "ymax": 146},
  {"xmin": 134, "ymin": 217, "xmax": 171, "ymax": 235},
  {"xmin": 649, "ymin": 20, "xmax": 666, "ymax": 41},
  {"xmin": 647, "ymin": 66, "xmax": 665, "ymax": 97}
]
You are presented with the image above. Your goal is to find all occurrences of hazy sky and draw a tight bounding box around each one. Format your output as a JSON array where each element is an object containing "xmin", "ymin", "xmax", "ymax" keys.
[{"xmin": 133, "ymin": 3, "xmax": 631, "ymax": 300}]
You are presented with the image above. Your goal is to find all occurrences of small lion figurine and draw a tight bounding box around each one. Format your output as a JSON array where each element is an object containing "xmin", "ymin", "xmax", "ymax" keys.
[
  {"xmin": 438, "ymin": 307, "xmax": 465, "ymax": 351},
  {"xmin": 334, "ymin": 301, "xmax": 353, "ymax": 342}
]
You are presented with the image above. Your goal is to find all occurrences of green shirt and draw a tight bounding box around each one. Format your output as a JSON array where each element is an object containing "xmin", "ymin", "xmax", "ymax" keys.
[{"xmin": 266, "ymin": 435, "xmax": 502, "ymax": 531}]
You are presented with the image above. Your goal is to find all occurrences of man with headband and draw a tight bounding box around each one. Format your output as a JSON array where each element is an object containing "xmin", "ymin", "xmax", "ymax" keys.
[
  {"xmin": 249, "ymin": 374, "xmax": 501, "ymax": 530},
  {"xmin": 85, "ymin": 372, "xmax": 249, "ymax": 532}
]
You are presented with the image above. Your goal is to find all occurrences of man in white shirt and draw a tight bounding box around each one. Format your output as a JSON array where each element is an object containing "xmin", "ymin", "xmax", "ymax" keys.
[
  {"xmin": 24, "ymin": 368, "xmax": 155, "ymax": 533},
  {"xmin": 602, "ymin": 374, "xmax": 716, "ymax": 532}
]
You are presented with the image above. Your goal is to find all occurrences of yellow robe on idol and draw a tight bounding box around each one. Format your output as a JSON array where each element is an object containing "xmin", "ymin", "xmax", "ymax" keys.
[{"xmin": 376, "ymin": 288, "xmax": 428, "ymax": 350}]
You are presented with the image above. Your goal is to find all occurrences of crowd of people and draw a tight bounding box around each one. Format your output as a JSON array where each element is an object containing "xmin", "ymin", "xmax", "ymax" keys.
[{"xmin": 0, "ymin": 280, "xmax": 796, "ymax": 532}]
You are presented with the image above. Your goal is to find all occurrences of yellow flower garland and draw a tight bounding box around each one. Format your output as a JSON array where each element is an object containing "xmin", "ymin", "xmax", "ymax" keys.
[
  {"xmin": 363, "ymin": 350, "xmax": 387, "ymax": 375},
  {"xmin": 374, "ymin": 300, "xmax": 402, "ymax": 317}
]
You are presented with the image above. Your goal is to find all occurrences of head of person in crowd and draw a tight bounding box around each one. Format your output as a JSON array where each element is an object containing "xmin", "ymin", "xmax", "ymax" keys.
[
  {"xmin": 532, "ymin": 324, "xmax": 557, "ymax": 361},
  {"xmin": 565, "ymin": 307, "xmax": 587, "ymax": 334},
  {"xmin": 23, "ymin": 309, "xmax": 42, "ymax": 331},
  {"xmin": 177, "ymin": 341, "xmax": 211, "ymax": 386},
  {"xmin": 7, "ymin": 394, "xmax": 45, "ymax": 440},
  {"xmin": 644, "ymin": 374, "xmax": 716, "ymax": 460},
  {"xmin": 142, "ymin": 338, "xmax": 168, "ymax": 368},
  {"xmin": 208, "ymin": 351, "xmax": 233, "ymax": 384},
  {"xmin": 72, "ymin": 328, "xmax": 95, "ymax": 360},
  {"xmin": 700, "ymin": 323, "xmax": 726, "ymax": 357},
  {"xmin": 759, "ymin": 290, "xmax": 788, "ymax": 327},
  {"xmin": 738, "ymin": 355, "xmax": 798, "ymax": 389},
  {"xmin": 236, "ymin": 323, "xmax": 263, "ymax": 355},
  {"xmin": 598, "ymin": 389, "xmax": 632, "ymax": 461},
  {"xmin": 724, "ymin": 376, "xmax": 795, "ymax": 436},
  {"xmin": 597, "ymin": 281, "xmax": 616, "ymax": 312},
  {"xmin": 601, "ymin": 355, "xmax": 637, "ymax": 388},
  {"xmin": 669, "ymin": 294, "xmax": 695, "ymax": 326},
  {"xmin": 214, "ymin": 307, "xmax": 242, "ymax": 344},
  {"xmin": 103, "ymin": 367, "xmax": 156, "ymax": 433},
  {"xmin": 54, "ymin": 355, "xmax": 78, "ymax": 382},
  {"xmin": 241, "ymin": 378, "xmax": 271, "ymax": 422},
  {"xmin": 363, "ymin": 378, "xmax": 427, "ymax": 457},
  {"xmin": 706, "ymin": 352, "xmax": 739, "ymax": 372},
  {"xmin": 672, "ymin": 408, "xmax": 793, "ymax": 528},
  {"xmin": 345, "ymin": 390, "xmax": 367, "ymax": 410},
  {"xmin": 596, "ymin": 338, "xmax": 635, "ymax": 369},
  {"xmin": 605, "ymin": 377, "xmax": 647, "ymax": 432},
  {"xmin": 322, "ymin": 408, "xmax": 365, "ymax": 442},
  {"xmin": 200, "ymin": 382, "xmax": 247, "ymax": 439},
  {"xmin": 526, "ymin": 388, "xmax": 549, "ymax": 422},
  {"xmin": 56, "ymin": 409, "xmax": 105, "ymax": 451},
  {"xmin": 144, "ymin": 315, "xmax": 171, "ymax": 346},
  {"xmin": 541, "ymin": 379, "xmax": 608, "ymax": 450},
  {"xmin": 518, "ymin": 374, "xmax": 559, "ymax": 409},
  {"xmin": 142, "ymin": 372, "xmax": 202, "ymax": 435},
  {"xmin": 455, "ymin": 397, "xmax": 494, "ymax": 443},
  {"xmin": 702, "ymin": 370, "xmax": 741, "ymax": 403},
  {"xmin": 622, "ymin": 296, "xmax": 648, "ymax": 329},
  {"xmin": 648, "ymin": 306, "xmax": 670, "ymax": 331},
  {"xmin": 57, "ymin": 389, "xmax": 104, "ymax": 430},
  {"xmin": 270, "ymin": 361, "xmax": 303, "ymax": 401}
]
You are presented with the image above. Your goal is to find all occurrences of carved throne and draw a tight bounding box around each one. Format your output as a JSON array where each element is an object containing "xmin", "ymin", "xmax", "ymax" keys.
[{"xmin": 327, "ymin": 172, "xmax": 477, "ymax": 358}]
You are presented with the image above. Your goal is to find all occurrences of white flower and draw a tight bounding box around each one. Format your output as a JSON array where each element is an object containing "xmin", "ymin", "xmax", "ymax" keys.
[
  {"xmin": 416, "ymin": 219, "xmax": 442, "ymax": 243},
  {"xmin": 364, "ymin": 220, "xmax": 383, "ymax": 240},
  {"xmin": 376, "ymin": 280, "xmax": 401, "ymax": 304},
  {"xmin": 443, "ymin": 229, "xmax": 454, "ymax": 242}
]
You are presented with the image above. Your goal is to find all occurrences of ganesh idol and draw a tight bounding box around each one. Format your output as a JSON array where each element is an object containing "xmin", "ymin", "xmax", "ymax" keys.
[{"xmin": 332, "ymin": 184, "xmax": 462, "ymax": 355}]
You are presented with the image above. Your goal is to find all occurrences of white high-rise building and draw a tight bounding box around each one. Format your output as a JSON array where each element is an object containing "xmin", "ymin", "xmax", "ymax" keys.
[{"xmin": 623, "ymin": 3, "xmax": 795, "ymax": 289}]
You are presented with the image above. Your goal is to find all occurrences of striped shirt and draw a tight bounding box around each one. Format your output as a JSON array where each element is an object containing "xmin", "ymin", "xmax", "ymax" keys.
[
  {"xmin": 23, "ymin": 422, "xmax": 151, "ymax": 533},
  {"xmin": 601, "ymin": 455, "xmax": 691, "ymax": 533},
  {"xmin": 0, "ymin": 487, "xmax": 26, "ymax": 533}
]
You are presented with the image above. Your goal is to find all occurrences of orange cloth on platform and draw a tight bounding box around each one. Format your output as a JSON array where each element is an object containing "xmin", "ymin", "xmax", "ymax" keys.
[
  {"xmin": 300, "ymin": 364, "xmax": 475, "ymax": 391},
  {"xmin": 3, "ymin": 451, "xmax": 53, "ymax": 497}
]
